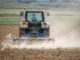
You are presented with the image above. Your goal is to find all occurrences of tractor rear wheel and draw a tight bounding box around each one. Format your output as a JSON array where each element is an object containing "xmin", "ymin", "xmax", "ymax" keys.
[
  {"xmin": 43, "ymin": 29, "xmax": 49, "ymax": 37},
  {"xmin": 19, "ymin": 28, "xmax": 26, "ymax": 37}
]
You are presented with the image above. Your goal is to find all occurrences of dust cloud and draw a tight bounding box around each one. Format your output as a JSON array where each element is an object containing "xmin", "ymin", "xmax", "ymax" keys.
[
  {"xmin": 1, "ymin": 23, "xmax": 80, "ymax": 50},
  {"xmin": 1, "ymin": 10, "xmax": 80, "ymax": 50}
]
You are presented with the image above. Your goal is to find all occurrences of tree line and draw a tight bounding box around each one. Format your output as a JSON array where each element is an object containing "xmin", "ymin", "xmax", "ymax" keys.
[{"xmin": 4, "ymin": 0, "xmax": 80, "ymax": 3}]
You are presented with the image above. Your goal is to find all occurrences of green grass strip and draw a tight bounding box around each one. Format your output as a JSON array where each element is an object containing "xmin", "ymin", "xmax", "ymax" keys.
[{"xmin": 0, "ymin": 20, "xmax": 21, "ymax": 24}]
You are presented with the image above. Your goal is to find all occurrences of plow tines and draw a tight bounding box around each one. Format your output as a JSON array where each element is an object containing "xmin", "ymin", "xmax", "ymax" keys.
[
  {"xmin": 13, "ymin": 37, "xmax": 54, "ymax": 41},
  {"xmin": 13, "ymin": 28, "xmax": 54, "ymax": 41}
]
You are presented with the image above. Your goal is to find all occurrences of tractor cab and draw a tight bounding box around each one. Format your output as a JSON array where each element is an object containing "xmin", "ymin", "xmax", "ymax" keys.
[{"xmin": 25, "ymin": 11, "xmax": 44, "ymax": 23}]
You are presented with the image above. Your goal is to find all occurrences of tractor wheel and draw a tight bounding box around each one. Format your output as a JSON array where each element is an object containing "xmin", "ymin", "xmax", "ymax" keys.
[
  {"xmin": 19, "ymin": 28, "xmax": 26, "ymax": 37},
  {"xmin": 43, "ymin": 29, "xmax": 49, "ymax": 36}
]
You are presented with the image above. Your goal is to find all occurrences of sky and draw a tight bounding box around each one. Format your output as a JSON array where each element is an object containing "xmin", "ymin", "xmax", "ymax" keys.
[{"xmin": 38, "ymin": 0, "xmax": 49, "ymax": 1}]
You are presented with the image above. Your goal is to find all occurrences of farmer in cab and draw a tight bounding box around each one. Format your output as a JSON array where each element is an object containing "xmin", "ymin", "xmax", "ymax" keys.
[{"xmin": 32, "ymin": 13, "xmax": 37, "ymax": 22}]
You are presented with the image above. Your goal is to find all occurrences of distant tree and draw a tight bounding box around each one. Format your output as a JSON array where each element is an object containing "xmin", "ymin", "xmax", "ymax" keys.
[
  {"xmin": 17, "ymin": 0, "xmax": 22, "ymax": 2},
  {"xmin": 18, "ymin": 0, "xmax": 33, "ymax": 3},
  {"xmin": 49, "ymin": 0, "xmax": 58, "ymax": 2}
]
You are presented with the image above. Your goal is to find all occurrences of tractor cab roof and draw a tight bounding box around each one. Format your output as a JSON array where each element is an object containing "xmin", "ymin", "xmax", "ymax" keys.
[{"xmin": 24, "ymin": 9, "xmax": 45, "ymax": 12}]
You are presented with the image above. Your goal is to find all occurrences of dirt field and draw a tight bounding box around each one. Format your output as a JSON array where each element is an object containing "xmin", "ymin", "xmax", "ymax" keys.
[
  {"xmin": 0, "ymin": 25, "xmax": 19, "ymax": 40},
  {"xmin": 0, "ymin": 25, "xmax": 80, "ymax": 60},
  {"xmin": 0, "ymin": 48, "xmax": 80, "ymax": 60},
  {"xmin": 0, "ymin": 10, "xmax": 80, "ymax": 60},
  {"xmin": 0, "ymin": 25, "xmax": 19, "ymax": 49}
]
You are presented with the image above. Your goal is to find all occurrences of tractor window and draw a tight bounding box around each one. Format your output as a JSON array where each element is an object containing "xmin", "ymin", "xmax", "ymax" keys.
[{"xmin": 26, "ymin": 12, "xmax": 43, "ymax": 22}]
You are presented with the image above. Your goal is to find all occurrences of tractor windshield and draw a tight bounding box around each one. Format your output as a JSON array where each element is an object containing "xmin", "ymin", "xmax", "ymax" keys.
[{"xmin": 26, "ymin": 11, "xmax": 44, "ymax": 22}]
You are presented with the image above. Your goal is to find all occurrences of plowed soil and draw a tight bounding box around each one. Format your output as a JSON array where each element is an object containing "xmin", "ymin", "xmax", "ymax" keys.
[
  {"xmin": 0, "ymin": 25, "xmax": 19, "ymax": 49},
  {"xmin": 0, "ymin": 48, "xmax": 80, "ymax": 60},
  {"xmin": 0, "ymin": 25, "xmax": 80, "ymax": 60},
  {"xmin": 0, "ymin": 25, "xmax": 19, "ymax": 41}
]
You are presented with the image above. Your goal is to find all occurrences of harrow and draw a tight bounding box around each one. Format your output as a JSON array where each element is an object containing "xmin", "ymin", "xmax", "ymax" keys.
[{"xmin": 13, "ymin": 28, "xmax": 54, "ymax": 41}]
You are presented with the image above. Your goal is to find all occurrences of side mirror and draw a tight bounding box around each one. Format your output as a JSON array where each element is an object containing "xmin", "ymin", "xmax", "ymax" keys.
[
  {"xmin": 47, "ymin": 12, "xmax": 50, "ymax": 16},
  {"xmin": 20, "ymin": 11, "xmax": 23, "ymax": 16}
]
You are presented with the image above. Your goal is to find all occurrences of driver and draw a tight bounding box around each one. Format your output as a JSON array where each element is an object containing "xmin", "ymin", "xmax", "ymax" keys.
[{"xmin": 32, "ymin": 14, "xmax": 37, "ymax": 22}]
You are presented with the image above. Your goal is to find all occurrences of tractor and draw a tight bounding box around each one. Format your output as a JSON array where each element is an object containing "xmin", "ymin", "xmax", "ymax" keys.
[
  {"xmin": 19, "ymin": 9, "xmax": 50, "ymax": 37},
  {"xmin": 13, "ymin": 9, "xmax": 53, "ymax": 41}
]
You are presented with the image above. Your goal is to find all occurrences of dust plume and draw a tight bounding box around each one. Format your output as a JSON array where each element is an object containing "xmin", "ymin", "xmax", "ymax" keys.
[
  {"xmin": 1, "ymin": 10, "xmax": 80, "ymax": 50},
  {"xmin": 1, "ymin": 23, "xmax": 80, "ymax": 50}
]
